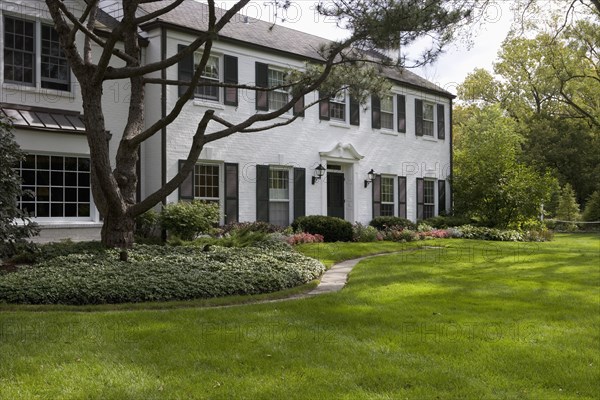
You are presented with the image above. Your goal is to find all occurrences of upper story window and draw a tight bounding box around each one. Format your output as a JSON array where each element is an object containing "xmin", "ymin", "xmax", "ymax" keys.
[
  {"xmin": 268, "ymin": 67, "xmax": 288, "ymax": 110},
  {"xmin": 3, "ymin": 16, "xmax": 70, "ymax": 91},
  {"xmin": 380, "ymin": 95, "xmax": 394, "ymax": 130},
  {"xmin": 330, "ymin": 91, "xmax": 346, "ymax": 121},
  {"xmin": 179, "ymin": 46, "xmax": 238, "ymax": 106},
  {"xmin": 422, "ymin": 102, "xmax": 434, "ymax": 136},
  {"xmin": 194, "ymin": 53, "xmax": 220, "ymax": 101},
  {"xmin": 415, "ymin": 98, "xmax": 445, "ymax": 139}
]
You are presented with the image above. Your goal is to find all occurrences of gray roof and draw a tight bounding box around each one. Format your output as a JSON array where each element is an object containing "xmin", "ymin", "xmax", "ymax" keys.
[
  {"xmin": 138, "ymin": 0, "xmax": 453, "ymax": 97},
  {"xmin": 1, "ymin": 104, "xmax": 86, "ymax": 133}
]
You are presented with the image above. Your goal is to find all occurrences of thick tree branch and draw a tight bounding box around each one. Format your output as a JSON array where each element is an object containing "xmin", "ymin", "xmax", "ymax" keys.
[
  {"xmin": 68, "ymin": 0, "xmax": 97, "ymax": 45},
  {"xmin": 83, "ymin": 2, "xmax": 98, "ymax": 65},
  {"xmin": 45, "ymin": 0, "xmax": 85, "ymax": 72},
  {"xmin": 135, "ymin": 0, "xmax": 186, "ymax": 25},
  {"xmin": 131, "ymin": 110, "xmax": 214, "ymax": 216}
]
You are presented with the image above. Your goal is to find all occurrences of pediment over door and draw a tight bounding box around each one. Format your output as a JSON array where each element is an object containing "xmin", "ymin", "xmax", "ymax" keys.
[{"xmin": 319, "ymin": 142, "xmax": 365, "ymax": 161}]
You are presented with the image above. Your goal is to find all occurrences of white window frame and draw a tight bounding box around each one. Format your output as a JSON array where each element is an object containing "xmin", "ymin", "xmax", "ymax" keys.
[
  {"xmin": 423, "ymin": 102, "xmax": 435, "ymax": 137},
  {"xmin": 193, "ymin": 162, "xmax": 225, "ymax": 223},
  {"xmin": 381, "ymin": 175, "xmax": 395, "ymax": 216},
  {"xmin": 1, "ymin": 15, "xmax": 72, "ymax": 92},
  {"xmin": 380, "ymin": 94, "xmax": 394, "ymax": 130},
  {"xmin": 268, "ymin": 66, "xmax": 289, "ymax": 111},
  {"xmin": 268, "ymin": 166, "xmax": 293, "ymax": 226},
  {"xmin": 423, "ymin": 179, "xmax": 435, "ymax": 219},
  {"xmin": 193, "ymin": 52, "xmax": 221, "ymax": 102},
  {"xmin": 194, "ymin": 163, "xmax": 220, "ymax": 202},
  {"xmin": 330, "ymin": 90, "xmax": 347, "ymax": 122},
  {"xmin": 17, "ymin": 153, "xmax": 95, "ymax": 222}
]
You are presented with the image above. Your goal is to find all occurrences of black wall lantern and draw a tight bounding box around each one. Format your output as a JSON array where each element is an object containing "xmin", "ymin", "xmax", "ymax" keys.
[
  {"xmin": 364, "ymin": 169, "xmax": 375, "ymax": 188},
  {"xmin": 312, "ymin": 163, "xmax": 326, "ymax": 184}
]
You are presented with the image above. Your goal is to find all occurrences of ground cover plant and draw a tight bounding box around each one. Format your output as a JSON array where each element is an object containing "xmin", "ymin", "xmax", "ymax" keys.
[
  {"xmin": 0, "ymin": 234, "xmax": 597, "ymax": 399},
  {"xmin": 0, "ymin": 243, "xmax": 324, "ymax": 305}
]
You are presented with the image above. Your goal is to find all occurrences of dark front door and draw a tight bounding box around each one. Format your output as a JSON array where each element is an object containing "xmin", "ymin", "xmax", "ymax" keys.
[{"xmin": 327, "ymin": 172, "xmax": 345, "ymax": 219}]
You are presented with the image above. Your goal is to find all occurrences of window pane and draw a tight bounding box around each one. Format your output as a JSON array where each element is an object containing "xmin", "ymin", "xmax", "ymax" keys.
[
  {"xmin": 194, "ymin": 164, "xmax": 220, "ymax": 200},
  {"xmin": 16, "ymin": 154, "xmax": 92, "ymax": 218},
  {"xmin": 4, "ymin": 17, "xmax": 35, "ymax": 85},
  {"xmin": 269, "ymin": 169, "xmax": 289, "ymax": 200},
  {"xmin": 41, "ymin": 24, "xmax": 70, "ymax": 91},
  {"xmin": 269, "ymin": 201, "xmax": 289, "ymax": 227},
  {"xmin": 381, "ymin": 95, "xmax": 393, "ymax": 113},
  {"xmin": 381, "ymin": 177, "xmax": 394, "ymax": 203}
]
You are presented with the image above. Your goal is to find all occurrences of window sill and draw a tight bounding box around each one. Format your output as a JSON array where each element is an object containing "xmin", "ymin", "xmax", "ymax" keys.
[
  {"xmin": 2, "ymin": 83, "xmax": 75, "ymax": 100},
  {"xmin": 192, "ymin": 99, "xmax": 225, "ymax": 110},
  {"xmin": 328, "ymin": 121, "xmax": 350, "ymax": 129},
  {"xmin": 421, "ymin": 135, "xmax": 438, "ymax": 142},
  {"xmin": 379, "ymin": 129, "xmax": 398, "ymax": 136}
]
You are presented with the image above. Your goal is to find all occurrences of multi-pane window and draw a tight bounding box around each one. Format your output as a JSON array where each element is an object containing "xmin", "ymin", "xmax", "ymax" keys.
[
  {"xmin": 194, "ymin": 164, "xmax": 220, "ymax": 202},
  {"xmin": 17, "ymin": 154, "xmax": 91, "ymax": 218},
  {"xmin": 268, "ymin": 68, "xmax": 288, "ymax": 110},
  {"xmin": 3, "ymin": 17, "xmax": 70, "ymax": 91},
  {"xmin": 423, "ymin": 179, "xmax": 435, "ymax": 219},
  {"xmin": 194, "ymin": 53, "xmax": 219, "ymax": 101},
  {"xmin": 330, "ymin": 91, "xmax": 346, "ymax": 121},
  {"xmin": 269, "ymin": 168, "xmax": 290, "ymax": 226},
  {"xmin": 381, "ymin": 176, "xmax": 394, "ymax": 216},
  {"xmin": 3, "ymin": 17, "xmax": 35, "ymax": 86},
  {"xmin": 41, "ymin": 24, "xmax": 70, "ymax": 91},
  {"xmin": 423, "ymin": 102, "xmax": 434, "ymax": 136},
  {"xmin": 380, "ymin": 95, "xmax": 394, "ymax": 130}
]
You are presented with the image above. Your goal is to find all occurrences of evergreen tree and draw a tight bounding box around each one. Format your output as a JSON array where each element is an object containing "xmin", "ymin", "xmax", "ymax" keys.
[{"xmin": 0, "ymin": 118, "xmax": 39, "ymax": 257}]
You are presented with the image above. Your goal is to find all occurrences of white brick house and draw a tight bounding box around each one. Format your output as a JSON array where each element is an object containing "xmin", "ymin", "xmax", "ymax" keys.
[{"xmin": 1, "ymin": 0, "xmax": 453, "ymax": 239}]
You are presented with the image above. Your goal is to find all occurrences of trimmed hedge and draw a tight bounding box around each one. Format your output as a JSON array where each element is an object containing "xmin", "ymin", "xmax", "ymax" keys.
[
  {"xmin": 0, "ymin": 243, "xmax": 325, "ymax": 305},
  {"xmin": 369, "ymin": 217, "xmax": 415, "ymax": 231},
  {"xmin": 292, "ymin": 216, "xmax": 353, "ymax": 242}
]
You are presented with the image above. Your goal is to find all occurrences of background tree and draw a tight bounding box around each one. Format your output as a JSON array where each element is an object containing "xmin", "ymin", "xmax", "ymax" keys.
[
  {"xmin": 556, "ymin": 183, "xmax": 581, "ymax": 230},
  {"xmin": 453, "ymin": 105, "xmax": 555, "ymax": 228},
  {"xmin": 0, "ymin": 118, "xmax": 39, "ymax": 258},
  {"xmin": 43, "ymin": 0, "xmax": 485, "ymax": 252},
  {"xmin": 582, "ymin": 191, "xmax": 600, "ymax": 222},
  {"xmin": 457, "ymin": 11, "xmax": 600, "ymax": 207}
]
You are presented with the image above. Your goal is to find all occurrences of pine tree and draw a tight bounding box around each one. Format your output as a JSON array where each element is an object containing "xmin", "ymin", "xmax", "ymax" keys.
[
  {"xmin": 555, "ymin": 184, "xmax": 581, "ymax": 230},
  {"xmin": 582, "ymin": 191, "xmax": 600, "ymax": 222}
]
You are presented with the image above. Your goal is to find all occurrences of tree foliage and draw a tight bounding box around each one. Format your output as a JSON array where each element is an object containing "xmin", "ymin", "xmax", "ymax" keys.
[
  {"xmin": 0, "ymin": 119, "xmax": 39, "ymax": 257},
  {"xmin": 457, "ymin": 12, "xmax": 600, "ymax": 206},
  {"xmin": 453, "ymin": 105, "xmax": 556, "ymax": 228},
  {"xmin": 582, "ymin": 191, "xmax": 600, "ymax": 222}
]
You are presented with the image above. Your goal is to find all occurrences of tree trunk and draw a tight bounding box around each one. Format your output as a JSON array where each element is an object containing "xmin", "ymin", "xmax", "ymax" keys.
[{"xmin": 101, "ymin": 210, "xmax": 135, "ymax": 250}]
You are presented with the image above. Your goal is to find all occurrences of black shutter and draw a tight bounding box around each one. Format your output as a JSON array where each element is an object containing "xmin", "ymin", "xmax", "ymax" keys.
[
  {"xmin": 372, "ymin": 174, "xmax": 382, "ymax": 219},
  {"xmin": 293, "ymin": 95, "xmax": 305, "ymax": 117},
  {"xmin": 349, "ymin": 95, "xmax": 360, "ymax": 126},
  {"xmin": 437, "ymin": 104, "xmax": 445, "ymax": 139},
  {"xmin": 318, "ymin": 91, "xmax": 330, "ymax": 120},
  {"xmin": 415, "ymin": 99, "xmax": 423, "ymax": 136},
  {"xmin": 398, "ymin": 176, "xmax": 407, "ymax": 219},
  {"xmin": 416, "ymin": 178, "xmax": 424, "ymax": 220},
  {"xmin": 397, "ymin": 94, "xmax": 406, "ymax": 133},
  {"xmin": 178, "ymin": 44, "xmax": 194, "ymax": 97},
  {"xmin": 178, "ymin": 160, "xmax": 194, "ymax": 200},
  {"xmin": 255, "ymin": 62, "xmax": 269, "ymax": 111},
  {"xmin": 293, "ymin": 167, "xmax": 306, "ymax": 220},
  {"xmin": 371, "ymin": 95, "xmax": 381, "ymax": 129},
  {"xmin": 438, "ymin": 179, "xmax": 446, "ymax": 216},
  {"xmin": 224, "ymin": 163, "xmax": 239, "ymax": 224},
  {"xmin": 223, "ymin": 55, "xmax": 238, "ymax": 106},
  {"xmin": 256, "ymin": 165, "xmax": 270, "ymax": 222}
]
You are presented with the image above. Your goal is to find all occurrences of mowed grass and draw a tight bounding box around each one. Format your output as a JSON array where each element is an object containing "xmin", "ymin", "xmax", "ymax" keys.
[{"xmin": 0, "ymin": 234, "xmax": 598, "ymax": 399}]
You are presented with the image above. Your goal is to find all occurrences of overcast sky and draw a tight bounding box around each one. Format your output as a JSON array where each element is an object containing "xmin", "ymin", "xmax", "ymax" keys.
[{"xmin": 215, "ymin": 1, "xmax": 515, "ymax": 96}]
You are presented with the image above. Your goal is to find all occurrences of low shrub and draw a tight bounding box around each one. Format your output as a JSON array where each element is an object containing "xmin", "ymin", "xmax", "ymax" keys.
[
  {"xmin": 418, "ymin": 229, "xmax": 450, "ymax": 239},
  {"xmin": 422, "ymin": 215, "xmax": 472, "ymax": 229},
  {"xmin": 352, "ymin": 223, "xmax": 380, "ymax": 242},
  {"xmin": 522, "ymin": 229, "xmax": 554, "ymax": 242},
  {"xmin": 0, "ymin": 244, "xmax": 325, "ymax": 305},
  {"xmin": 10, "ymin": 240, "xmax": 107, "ymax": 264},
  {"xmin": 456, "ymin": 225, "xmax": 523, "ymax": 241},
  {"xmin": 292, "ymin": 216, "xmax": 353, "ymax": 242},
  {"xmin": 382, "ymin": 228, "xmax": 419, "ymax": 242},
  {"xmin": 416, "ymin": 223, "xmax": 434, "ymax": 232},
  {"xmin": 221, "ymin": 221, "xmax": 283, "ymax": 235},
  {"xmin": 287, "ymin": 232, "xmax": 324, "ymax": 245},
  {"xmin": 370, "ymin": 217, "xmax": 415, "ymax": 231},
  {"xmin": 135, "ymin": 209, "xmax": 161, "ymax": 240},
  {"xmin": 160, "ymin": 200, "xmax": 220, "ymax": 241}
]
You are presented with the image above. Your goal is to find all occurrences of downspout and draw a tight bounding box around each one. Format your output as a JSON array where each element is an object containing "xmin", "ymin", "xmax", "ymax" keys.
[
  {"xmin": 160, "ymin": 26, "xmax": 168, "ymax": 241},
  {"xmin": 449, "ymin": 97, "xmax": 453, "ymax": 212}
]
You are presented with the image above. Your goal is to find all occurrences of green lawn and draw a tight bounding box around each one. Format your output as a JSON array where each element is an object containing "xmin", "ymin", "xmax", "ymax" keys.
[{"xmin": 0, "ymin": 234, "xmax": 598, "ymax": 399}]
